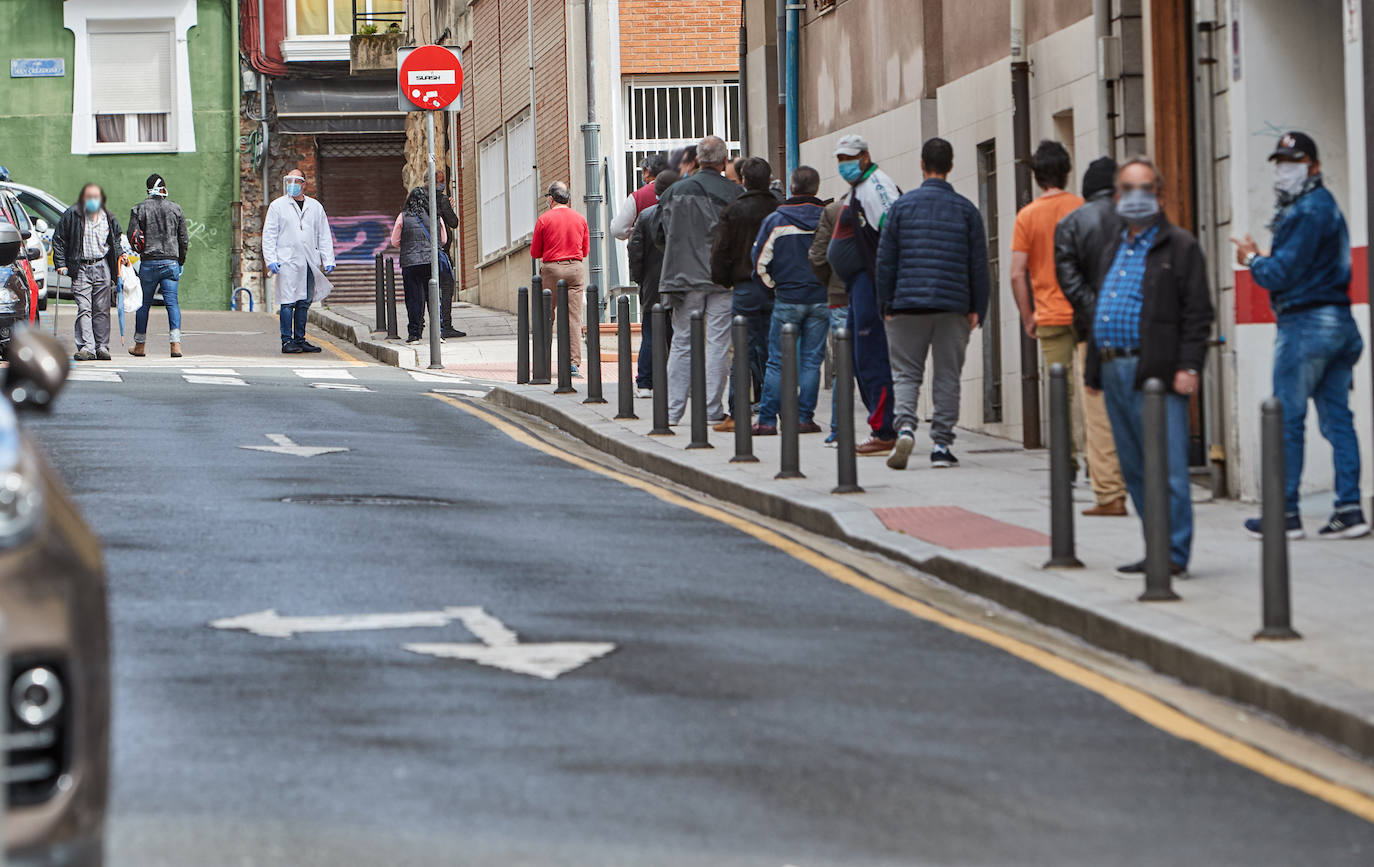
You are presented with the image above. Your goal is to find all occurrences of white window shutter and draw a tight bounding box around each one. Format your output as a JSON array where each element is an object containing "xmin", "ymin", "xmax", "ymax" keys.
[
  {"xmin": 506, "ymin": 115, "xmax": 536, "ymax": 241},
  {"xmin": 479, "ymin": 135, "xmax": 508, "ymax": 258},
  {"xmin": 90, "ymin": 31, "xmax": 172, "ymax": 115}
]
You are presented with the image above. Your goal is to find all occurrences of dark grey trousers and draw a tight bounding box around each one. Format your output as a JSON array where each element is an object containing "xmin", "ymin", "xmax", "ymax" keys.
[{"xmin": 884, "ymin": 311, "xmax": 971, "ymax": 445}]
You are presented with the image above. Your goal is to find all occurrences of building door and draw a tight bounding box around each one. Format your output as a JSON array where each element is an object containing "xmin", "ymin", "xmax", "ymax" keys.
[{"xmin": 317, "ymin": 134, "xmax": 408, "ymax": 303}]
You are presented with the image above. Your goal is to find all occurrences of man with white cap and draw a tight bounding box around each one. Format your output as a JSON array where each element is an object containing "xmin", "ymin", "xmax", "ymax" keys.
[{"xmin": 825, "ymin": 133, "xmax": 902, "ymax": 454}]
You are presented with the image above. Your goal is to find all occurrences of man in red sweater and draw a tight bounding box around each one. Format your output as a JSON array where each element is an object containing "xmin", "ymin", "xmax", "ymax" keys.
[{"xmin": 531, "ymin": 181, "xmax": 591, "ymax": 372}]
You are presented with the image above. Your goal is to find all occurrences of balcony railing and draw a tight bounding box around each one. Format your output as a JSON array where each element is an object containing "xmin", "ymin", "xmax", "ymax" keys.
[{"xmin": 352, "ymin": 1, "xmax": 404, "ymax": 35}]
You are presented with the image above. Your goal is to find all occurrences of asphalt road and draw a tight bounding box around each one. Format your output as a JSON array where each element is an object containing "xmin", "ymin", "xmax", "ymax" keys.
[{"xmin": 23, "ymin": 319, "xmax": 1374, "ymax": 866}]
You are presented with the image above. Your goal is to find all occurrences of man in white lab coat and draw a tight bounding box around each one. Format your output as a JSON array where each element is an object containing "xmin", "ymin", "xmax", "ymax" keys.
[{"xmin": 263, "ymin": 169, "xmax": 335, "ymax": 353}]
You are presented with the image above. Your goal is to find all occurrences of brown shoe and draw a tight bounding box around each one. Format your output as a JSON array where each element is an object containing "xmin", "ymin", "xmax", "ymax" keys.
[
  {"xmin": 170, "ymin": 342, "xmax": 183, "ymax": 358},
  {"xmin": 855, "ymin": 436, "xmax": 896, "ymax": 456},
  {"xmin": 798, "ymin": 421, "xmax": 823, "ymax": 434},
  {"xmin": 129, "ymin": 342, "xmax": 146, "ymax": 357},
  {"xmin": 1083, "ymin": 498, "xmax": 1128, "ymax": 517},
  {"xmin": 712, "ymin": 416, "xmax": 735, "ymax": 433}
]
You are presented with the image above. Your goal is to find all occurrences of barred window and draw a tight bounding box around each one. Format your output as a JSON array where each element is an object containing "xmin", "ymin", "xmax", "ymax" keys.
[{"xmin": 622, "ymin": 80, "xmax": 740, "ymax": 196}]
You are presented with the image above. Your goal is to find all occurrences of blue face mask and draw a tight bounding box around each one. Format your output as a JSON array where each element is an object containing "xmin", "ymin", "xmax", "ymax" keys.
[
  {"xmin": 83, "ymin": 198, "xmax": 100, "ymax": 214},
  {"xmin": 436, "ymin": 182, "xmax": 446, "ymax": 194},
  {"xmin": 1115, "ymin": 188, "xmax": 1160, "ymax": 225},
  {"xmin": 285, "ymin": 182, "xmax": 303, "ymax": 198},
  {"xmin": 837, "ymin": 160, "xmax": 864, "ymax": 184}
]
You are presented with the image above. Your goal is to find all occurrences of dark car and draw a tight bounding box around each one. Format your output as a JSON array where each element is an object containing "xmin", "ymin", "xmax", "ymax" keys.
[{"xmin": 0, "ymin": 223, "xmax": 109, "ymax": 865}]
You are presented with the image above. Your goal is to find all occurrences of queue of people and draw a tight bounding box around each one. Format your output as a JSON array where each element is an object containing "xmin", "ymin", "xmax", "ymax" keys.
[{"xmin": 614, "ymin": 124, "xmax": 1364, "ymax": 578}]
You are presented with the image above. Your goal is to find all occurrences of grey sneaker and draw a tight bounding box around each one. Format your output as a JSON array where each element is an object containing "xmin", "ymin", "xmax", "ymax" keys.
[
  {"xmin": 1318, "ymin": 508, "xmax": 1370, "ymax": 539},
  {"xmin": 886, "ymin": 429, "xmax": 915, "ymax": 469}
]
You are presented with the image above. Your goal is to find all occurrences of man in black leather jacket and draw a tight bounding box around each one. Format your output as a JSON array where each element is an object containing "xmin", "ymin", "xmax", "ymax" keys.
[
  {"xmin": 128, "ymin": 173, "xmax": 189, "ymax": 357},
  {"xmin": 1054, "ymin": 157, "xmax": 1127, "ymax": 517}
]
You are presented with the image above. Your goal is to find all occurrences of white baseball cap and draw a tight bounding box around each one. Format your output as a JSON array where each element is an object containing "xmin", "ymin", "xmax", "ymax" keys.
[{"xmin": 834, "ymin": 134, "xmax": 869, "ymax": 157}]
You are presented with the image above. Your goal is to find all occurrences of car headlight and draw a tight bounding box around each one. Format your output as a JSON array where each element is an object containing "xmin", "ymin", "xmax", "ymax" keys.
[
  {"xmin": 0, "ymin": 402, "xmax": 41, "ymax": 546},
  {"xmin": 11, "ymin": 666, "xmax": 63, "ymax": 727}
]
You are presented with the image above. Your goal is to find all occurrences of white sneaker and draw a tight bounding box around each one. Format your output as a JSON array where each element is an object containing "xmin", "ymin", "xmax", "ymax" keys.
[
  {"xmin": 636, "ymin": 388, "xmax": 652, "ymax": 399},
  {"xmin": 887, "ymin": 429, "xmax": 916, "ymax": 470}
]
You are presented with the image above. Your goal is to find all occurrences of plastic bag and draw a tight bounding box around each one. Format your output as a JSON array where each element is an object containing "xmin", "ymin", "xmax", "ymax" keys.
[{"xmin": 119, "ymin": 263, "xmax": 142, "ymax": 313}]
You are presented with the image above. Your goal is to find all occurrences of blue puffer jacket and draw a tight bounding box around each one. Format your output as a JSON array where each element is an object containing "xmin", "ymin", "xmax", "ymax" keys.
[
  {"xmin": 752, "ymin": 197, "xmax": 826, "ymax": 304},
  {"xmin": 875, "ymin": 178, "xmax": 990, "ymax": 322},
  {"xmin": 1250, "ymin": 181, "xmax": 1351, "ymax": 318}
]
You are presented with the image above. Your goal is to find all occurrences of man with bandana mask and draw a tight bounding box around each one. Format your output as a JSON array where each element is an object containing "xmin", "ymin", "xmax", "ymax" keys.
[
  {"xmin": 127, "ymin": 173, "xmax": 189, "ymax": 357},
  {"xmin": 1233, "ymin": 132, "xmax": 1368, "ymax": 540},
  {"xmin": 1085, "ymin": 157, "xmax": 1214, "ymax": 579}
]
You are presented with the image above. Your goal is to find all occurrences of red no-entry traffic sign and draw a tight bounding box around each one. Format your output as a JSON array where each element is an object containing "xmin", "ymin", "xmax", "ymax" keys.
[{"xmin": 399, "ymin": 45, "xmax": 464, "ymax": 111}]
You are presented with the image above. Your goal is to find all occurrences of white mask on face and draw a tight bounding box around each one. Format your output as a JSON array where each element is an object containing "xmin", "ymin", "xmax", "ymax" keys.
[{"xmin": 1273, "ymin": 162, "xmax": 1309, "ymax": 196}]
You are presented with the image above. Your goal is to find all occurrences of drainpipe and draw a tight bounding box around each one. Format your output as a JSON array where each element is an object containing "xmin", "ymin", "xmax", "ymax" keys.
[
  {"xmin": 738, "ymin": 0, "xmax": 749, "ymax": 156},
  {"xmin": 583, "ymin": 0, "xmax": 603, "ymax": 297},
  {"xmin": 776, "ymin": 0, "xmax": 786, "ymax": 173},
  {"xmin": 784, "ymin": 1, "xmax": 799, "ymax": 177},
  {"xmin": 1094, "ymin": 0, "xmax": 1111, "ymax": 155},
  {"xmin": 257, "ymin": 0, "xmax": 269, "ymax": 212},
  {"xmin": 1364, "ymin": 0, "xmax": 1374, "ymax": 516},
  {"xmin": 529, "ymin": 0, "xmax": 539, "ymax": 276},
  {"xmin": 1011, "ymin": 0, "xmax": 1041, "ymax": 449}
]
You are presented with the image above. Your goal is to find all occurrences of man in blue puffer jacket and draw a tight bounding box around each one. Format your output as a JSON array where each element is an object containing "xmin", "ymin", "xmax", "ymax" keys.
[
  {"xmin": 751, "ymin": 166, "xmax": 829, "ymax": 435},
  {"xmin": 1233, "ymin": 131, "xmax": 1368, "ymax": 540},
  {"xmin": 876, "ymin": 137, "xmax": 991, "ymax": 471}
]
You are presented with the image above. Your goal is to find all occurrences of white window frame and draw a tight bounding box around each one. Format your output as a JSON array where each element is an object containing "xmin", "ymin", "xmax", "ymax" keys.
[
  {"xmin": 622, "ymin": 77, "xmax": 741, "ymax": 196},
  {"xmin": 64, "ymin": 0, "xmax": 197, "ymax": 156},
  {"xmin": 505, "ymin": 110, "xmax": 536, "ymax": 245},
  {"xmin": 478, "ymin": 132, "xmax": 509, "ymax": 261},
  {"xmin": 284, "ymin": 0, "xmax": 399, "ymax": 62}
]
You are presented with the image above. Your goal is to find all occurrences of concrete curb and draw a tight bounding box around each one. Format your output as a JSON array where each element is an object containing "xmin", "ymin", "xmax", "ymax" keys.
[
  {"xmin": 309, "ymin": 305, "xmax": 418, "ymax": 369},
  {"xmin": 488, "ymin": 383, "xmax": 1374, "ymax": 761}
]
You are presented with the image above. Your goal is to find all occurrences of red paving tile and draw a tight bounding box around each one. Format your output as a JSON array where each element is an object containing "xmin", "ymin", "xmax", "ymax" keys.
[{"xmin": 872, "ymin": 506, "xmax": 1049, "ymax": 550}]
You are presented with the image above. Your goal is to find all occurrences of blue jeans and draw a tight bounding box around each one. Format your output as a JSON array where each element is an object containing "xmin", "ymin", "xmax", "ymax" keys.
[
  {"xmin": 135, "ymin": 259, "xmax": 182, "ymax": 343},
  {"xmin": 1100, "ymin": 356, "xmax": 1193, "ymax": 567},
  {"xmin": 828, "ymin": 305, "xmax": 849, "ymax": 433},
  {"xmin": 729, "ymin": 280, "xmax": 773, "ymax": 410},
  {"xmin": 757, "ymin": 301, "xmax": 830, "ymax": 427},
  {"xmin": 1273, "ymin": 305, "xmax": 1364, "ymax": 513},
  {"xmin": 279, "ymin": 268, "xmax": 315, "ymax": 344}
]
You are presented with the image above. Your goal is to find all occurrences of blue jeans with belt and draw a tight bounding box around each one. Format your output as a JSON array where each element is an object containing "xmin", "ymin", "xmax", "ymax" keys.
[
  {"xmin": 135, "ymin": 259, "xmax": 182, "ymax": 344},
  {"xmin": 1100, "ymin": 355, "xmax": 1193, "ymax": 567},
  {"xmin": 279, "ymin": 268, "xmax": 314, "ymax": 344},
  {"xmin": 1273, "ymin": 305, "xmax": 1364, "ymax": 513}
]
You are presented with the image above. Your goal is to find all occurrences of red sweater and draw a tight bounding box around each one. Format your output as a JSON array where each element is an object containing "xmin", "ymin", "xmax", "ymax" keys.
[{"xmin": 530, "ymin": 205, "xmax": 590, "ymax": 262}]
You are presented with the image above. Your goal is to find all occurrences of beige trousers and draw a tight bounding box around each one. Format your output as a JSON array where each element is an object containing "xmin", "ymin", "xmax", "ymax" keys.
[
  {"xmin": 541, "ymin": 259, "xmax": 585, "ymax": 367},
  {"xmin": 1077, "ymin": 339, "xmax": 1125, "ymax": 503}
]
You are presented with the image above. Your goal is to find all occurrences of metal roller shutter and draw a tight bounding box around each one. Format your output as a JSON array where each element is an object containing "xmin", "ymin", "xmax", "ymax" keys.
[{"xmin": 317, "ymin": 135, "xmax": 407, "ymax": 303}]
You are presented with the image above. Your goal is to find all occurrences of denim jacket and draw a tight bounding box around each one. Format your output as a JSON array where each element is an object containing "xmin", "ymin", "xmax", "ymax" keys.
[{"xmin": 1250, "ymin": 182, "xmax": 1351, "ymax": 318}]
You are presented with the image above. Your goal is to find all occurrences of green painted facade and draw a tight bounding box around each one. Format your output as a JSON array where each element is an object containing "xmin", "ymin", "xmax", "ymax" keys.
[{"xmin": 1, "ymin": 0, "xmax": 238, "ymax": 309}]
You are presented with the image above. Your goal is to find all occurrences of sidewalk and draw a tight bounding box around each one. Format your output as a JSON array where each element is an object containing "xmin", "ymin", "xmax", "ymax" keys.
[{"xmin": 315, "ymin": 299, "xmax": 1374, "ymax": 760}]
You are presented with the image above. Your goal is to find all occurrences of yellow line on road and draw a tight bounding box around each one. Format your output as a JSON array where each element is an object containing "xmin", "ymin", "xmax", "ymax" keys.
[
  {"xmin": 430, "ymin": 392, "xmax": 1374, "ymax": 825},
  {"xmin": 307, "ymin": 327, "xmax": 367, "ymax": 366}
]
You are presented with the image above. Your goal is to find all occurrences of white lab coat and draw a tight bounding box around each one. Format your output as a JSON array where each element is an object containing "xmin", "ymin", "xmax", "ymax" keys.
[{"xmin": 262, "ymin": 194, "xmax": 335, "ymax": 306}]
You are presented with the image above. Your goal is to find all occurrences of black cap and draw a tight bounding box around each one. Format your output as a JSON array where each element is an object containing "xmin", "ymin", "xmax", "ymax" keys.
[
  {"xmin": 1269, "ymin": 131, "xmax": 1318, "ymax": 162},
  {"xmin": 1081, "ymin": 156, "xmax": 1117, "ymax": 199}
]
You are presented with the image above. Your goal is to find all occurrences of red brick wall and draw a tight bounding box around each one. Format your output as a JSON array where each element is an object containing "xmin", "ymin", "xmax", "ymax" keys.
[{"xmin": 620, "ymin": 0, "xmax": 738, "ymax": 75}]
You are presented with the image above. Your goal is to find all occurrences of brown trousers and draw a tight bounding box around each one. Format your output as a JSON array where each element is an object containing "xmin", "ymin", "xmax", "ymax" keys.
[{"xmin": 540, "ymin": 259, "xmax": 585, "ymax": 367}]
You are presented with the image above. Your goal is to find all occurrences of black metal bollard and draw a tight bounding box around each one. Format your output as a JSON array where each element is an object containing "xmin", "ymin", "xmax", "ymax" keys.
[
  {"xmin": 1044, "ymin": 363, "xmax": 1084, "ymax": 567},
  {"xmin": 536, "ymin": 285, "xmax": 553, "ymax": 384},
  {"xmin": 1139, "ymin": 378, "xmax": 1180, "ymax": 601},
  {"xmin": 615, "ymin": 296, "xmax": 638, "ymax": 419},
  {"xmin": 1256, "ymin": 397, "xmax": 1300, "ymax": 639},
  {"xmin": 516, "ymin": 286, "xmax": 530, "ymax": 384},
  {"xmin": 529, "ymin": 277, "xmax": 546, "ymax": 383},
  {"xmin": 831, "ymin": 328, "xmax": 861, "ymax": 493},
  {"xmin": 384, "ymin": 258, "xmax": 400, "ymax": 340},
  {"xmin": 584, "ymin": 285, "xmax": 606, "ymax": 404},
  {"xmin": 731, "ymin": 315, "xmax": 758, "ymax": 463},
  {"xmin": 776, "ymin": 323, "xmax": 803, "ymax": 479},
  {"xmin": 649, "ymin": 304, "xmax": 673, "ymax": 435},
  {"xmin": 687, "ymin": 310, "xmax": 712, "ymax": 449},
  {"xmin": 555, "ymin": 280, "xmax": 574, "ymax": 393},
  {"xmin": 373, "ymin": 254, "xmax": 386, "ymax": 334}
]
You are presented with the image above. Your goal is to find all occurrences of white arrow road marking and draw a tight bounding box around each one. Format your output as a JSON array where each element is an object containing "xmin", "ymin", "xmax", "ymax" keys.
[
  {"xmin": 311, "ymin": 382, "xmax": 372, "ymax": 392},
  {"xmin": 238, "ymin": 434, "xmax": 348, "ymax": 457},
  {"xmin": 211, "ymin": 606, "xmax": 480, "ymax": 638},
  {"xmin": 210, "ymin": 605, "xmax": 616, "ymax": 680},
  {"xmin": 294, "ymin": 368, "xmax": 355, "ymax": 380},
  {"xmin": 185, "ymin": 374, "xmax": 247, "ymax": 386}
]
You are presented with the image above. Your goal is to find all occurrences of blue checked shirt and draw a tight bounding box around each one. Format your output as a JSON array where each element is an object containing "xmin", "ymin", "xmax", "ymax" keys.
[{"xmin": 1093, "ymin": 224, "xmax": 1159, "ymax": 351}]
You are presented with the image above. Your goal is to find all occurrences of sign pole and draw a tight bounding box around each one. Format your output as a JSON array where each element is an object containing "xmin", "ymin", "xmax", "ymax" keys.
[{"xmin": 426, "ymin": 109, "xmax": 443, "ymax": 369}]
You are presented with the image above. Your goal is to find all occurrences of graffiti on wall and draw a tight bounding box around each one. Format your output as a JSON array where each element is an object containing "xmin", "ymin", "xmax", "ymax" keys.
[{"xmin": 330, "ymin": 213, "xmax": 394, "ymax": 263}]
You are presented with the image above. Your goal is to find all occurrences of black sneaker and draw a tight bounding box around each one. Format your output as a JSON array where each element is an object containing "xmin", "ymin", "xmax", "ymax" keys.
[
  {"xmin": 298, "ymin": 340, "xmax": 323, "ymax": 353},
  {"xmin": 1243, "ymin": 513, "xmax": 1304, "ymax": 540},
  {"xmin": 1318, "ymin": 507, "xmax": 1371, "ymax": 539},
  {"xmin": 281, "ymin": 341, "xmax": 304, "ymax": 354},
  {"xmin": 930, "ymin": 444, "xmax": 959, "ymax": 468},
  {"xmin": 441, "ymin": 327, "xmax": 466, "ymax": 339},
  {"xmin": 1114, "ymin": 559, "xmax": 1188, "ymax": 579}
]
